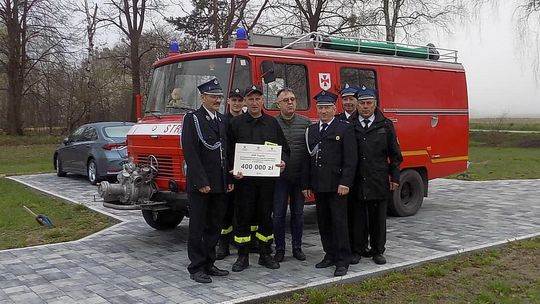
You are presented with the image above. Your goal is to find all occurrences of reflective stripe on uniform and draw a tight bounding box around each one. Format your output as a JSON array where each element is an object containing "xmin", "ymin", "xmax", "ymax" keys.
[
  {"xmin": 221, "ymin": 226, "xmax": 233, "ymax": 235},
  {"xmin": 250, "ymin": 225, "xmax": 259, "ymax": 232},
  {"xmin": 255, "ymin": 232, "xmax": 274, "ymax": 242},
  {"xmin": 234, "ymin": 235, "xmax": 251, "ymax": 243}
]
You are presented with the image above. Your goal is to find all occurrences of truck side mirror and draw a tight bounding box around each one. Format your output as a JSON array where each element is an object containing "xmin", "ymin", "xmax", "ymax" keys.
[{"xmin": 261, "ymin": 61, "xmax": 276, "ymax": 83}]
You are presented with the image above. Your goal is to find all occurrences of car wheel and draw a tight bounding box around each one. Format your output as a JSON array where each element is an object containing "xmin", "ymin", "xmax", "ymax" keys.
[
  {"xmin": 87, "ymin": 159, "xmax": 100, "ymax": 185},
  {"xmin": 142, "ymin": 209, "xmax": 184, "ymax": 230},
  {"xmin": 55, "ymin": 156, "xmax": 67, "ymax": 177},
  {"xmin": 388, "ymin": 169, "xmax": 425, "ymax": 217}
]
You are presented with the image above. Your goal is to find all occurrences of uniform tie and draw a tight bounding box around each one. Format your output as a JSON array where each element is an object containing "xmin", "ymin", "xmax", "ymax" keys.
[
  {"xmin": 363, "ymin": 119, "xmax": 370, "ymax": 130},
  {"xmin": 320, "ymin": 123, "xmax": 328, "ymax": 135}
]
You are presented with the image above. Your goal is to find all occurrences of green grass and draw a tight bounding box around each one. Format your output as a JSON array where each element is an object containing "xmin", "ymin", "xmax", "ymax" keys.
[
  {"xmin": 270, "ymin": 238, "xmax": 540, "ymax": 304},
  {"xmin": 0, "ymin": 178, "xmax": 117, "ymax": 249},
  {"xmin": 469, "ymin": 118, "xmax": 540, "ymax": 131},
  {"xmin": 450, "ymin": 131, "xmax": 540, "ymax": 180},
  {"xmin": 453, "ymin": 146, "xmax": 540, "ymax": 180},
  {"xmin": 0, "ymin": 144, "xmax": 57, "ymax": 175}
]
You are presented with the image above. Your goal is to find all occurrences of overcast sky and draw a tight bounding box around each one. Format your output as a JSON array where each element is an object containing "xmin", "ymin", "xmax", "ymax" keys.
[{"xmin": 437, "ymin": 2, "xmax": 540, "ymax": 118}]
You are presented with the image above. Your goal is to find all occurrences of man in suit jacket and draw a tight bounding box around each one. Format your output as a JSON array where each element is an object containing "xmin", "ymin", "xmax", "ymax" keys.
[
  {"xmin": 302, "ymin": 90, "xmax": 357, "ymax": 277},
  {"xmin": 181, "ymin": 78, "xmax": 233, "ymax": 283}
]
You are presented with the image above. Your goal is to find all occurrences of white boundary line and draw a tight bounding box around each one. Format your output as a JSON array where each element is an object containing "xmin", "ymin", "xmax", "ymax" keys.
[{"xmin": 220, "ymin": 232, "xmax": 540, "ymax": 304}]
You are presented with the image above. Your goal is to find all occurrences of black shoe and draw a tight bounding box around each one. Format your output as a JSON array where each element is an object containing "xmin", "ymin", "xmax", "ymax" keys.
[
  {"xmin": 292, "ymin": 248, "xmax": 306, "ymax": 261},
  {"xmin": 315, "ymin": 259, "xmax": 334, "ymax": 268},
  {"xmin": 216, "ymin": 237, "xmax": 230, "ymax": 260},
  {"xmin": 373, "ymin": 254, "xmax": 387, "ymax": 265},
  {"xmin": 206, "ymin": 266, "xmax": 229, "ymax": 276},
  {"xmin": 350, "ymin": 253, "xmax": 361, "ymax": 265},
  {"xmin": 190, "ymin": 271, "xmax": 212, "ymax": 283},
  {"xmin": 232, "ymin": 255, "xmax": 249, "ymax": 272},
  {"xmin": 259, "ymin": 254, "xmax": 280, "ymax": 269},
  {"xmin": 274, "ymin": 249, "xmax": 285, "ymax": 262},
  {"xmin": 334, "ymin": 266, "xmax": 348, "ymax": 276}
]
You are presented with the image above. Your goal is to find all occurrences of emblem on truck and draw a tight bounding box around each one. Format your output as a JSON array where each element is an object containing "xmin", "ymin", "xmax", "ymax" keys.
[{"xmin": 319, "ymin": 73, "xmax": 331, "ymax": 90}]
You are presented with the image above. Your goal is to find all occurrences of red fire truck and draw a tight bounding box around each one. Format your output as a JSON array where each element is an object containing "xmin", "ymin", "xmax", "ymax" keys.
[{"xmin": 98, "ymin": 29, "xmax": 468, "ymax": 230}]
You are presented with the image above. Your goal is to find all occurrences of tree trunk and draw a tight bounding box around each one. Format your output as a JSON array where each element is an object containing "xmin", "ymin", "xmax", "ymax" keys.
[
  {"xmin": 5, "ymin": 4, "xmax": 24, "ymax": 135},
  {"xmin": 130, "ymin": 35, "xmax": 141, "ymax": 122}
]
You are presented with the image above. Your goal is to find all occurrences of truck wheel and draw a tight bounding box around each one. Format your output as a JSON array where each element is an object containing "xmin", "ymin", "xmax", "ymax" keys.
[
  {"xmin": 142, "ymin": 209, "xmax": 184, "ymax": 230},
  {"xmin": 388, "ymin": 169, "xmax": 424, "ymax": 217},
  {"xmin": 55, "ymin": 156, "xmax": 67, "ymax": 177}
]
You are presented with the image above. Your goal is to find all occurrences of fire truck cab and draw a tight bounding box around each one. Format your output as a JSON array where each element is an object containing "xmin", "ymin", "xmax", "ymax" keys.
[{"xmin": 98, "ymin": 29, "xmax": 468, "ymax": 230}]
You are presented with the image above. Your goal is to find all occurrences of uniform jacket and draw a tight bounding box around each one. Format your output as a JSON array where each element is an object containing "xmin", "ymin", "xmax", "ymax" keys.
[
  {"xmin": 228, "ymin": 111, "xmax": 291, "ymax": 178},
  {"xmin": 301, "ymin": 119, "xmax": 357, "ymax": 193},
  {"xmin": 353, "ymin": 108, "xmax": 403, "ymax": 200},
  {"xmin": 334, "ymin": 111, "xmax": 356, "ymax": 122},
  {"xmin": 275, "ymin": 113, "xmax": 312, "ymax": 183},
  {"xmin": 181, "ymin": 106, "xmax": 229, "ymax": 193}
]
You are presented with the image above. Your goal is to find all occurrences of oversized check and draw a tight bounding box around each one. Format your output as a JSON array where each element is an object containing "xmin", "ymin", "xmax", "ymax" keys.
[{"xmin": 233, "ymin": 143, "xmax": 282, "ymax": 177}]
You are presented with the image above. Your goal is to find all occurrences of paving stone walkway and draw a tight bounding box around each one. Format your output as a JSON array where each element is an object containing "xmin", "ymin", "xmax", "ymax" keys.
[{"xmin": 1, "ymin": 174, "xmax": 540, "ymax": 304}]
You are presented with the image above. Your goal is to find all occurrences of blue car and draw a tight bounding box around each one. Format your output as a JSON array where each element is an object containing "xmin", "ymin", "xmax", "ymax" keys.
[{"xmin": 53, "ymin": 122, "xmax": 135, "ymax": 184}]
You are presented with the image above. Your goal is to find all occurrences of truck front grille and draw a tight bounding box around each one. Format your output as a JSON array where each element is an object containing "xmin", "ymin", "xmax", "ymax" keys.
[{"xmin": 136, "ymin": 154, "xmax": 175, "ymax": 179}]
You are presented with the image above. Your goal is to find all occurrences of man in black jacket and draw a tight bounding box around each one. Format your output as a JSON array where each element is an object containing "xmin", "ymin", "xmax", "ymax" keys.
[
  {"xmin": 228, "ymin": 84, "xmax": 290, "ymax": 272},
  {"xmin": 181, "ymin": 78, "xmax": 233, "ymax": 283},
  {"xmin": 216, "ymin": 87, "xmax": 245, "ymax": 260},
  {"xmin": 302, "ymin": 90, "xmax": 357, "ymax": 277},
  {"xmin": 352, "ymin": 87, "xmax": 402, "ymax": 265}
]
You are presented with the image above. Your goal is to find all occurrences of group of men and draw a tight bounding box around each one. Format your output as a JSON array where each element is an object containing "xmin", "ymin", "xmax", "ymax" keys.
[{"xmin": 181, "ymin": 78, "xmax": 402, "ymax": 283}]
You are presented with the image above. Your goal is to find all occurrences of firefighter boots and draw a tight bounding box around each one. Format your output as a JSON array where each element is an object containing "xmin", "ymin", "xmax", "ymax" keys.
[
  {"xmin": 232, "ymin": 247, "xmax": 249, "ymax": 272},
  {"xmin": 216, "ymin": 235, "xmax": 230, "ymax": 260},
  {"xmin": 258, "ymin": 253, "xmax": 280, "ymax": 269}
]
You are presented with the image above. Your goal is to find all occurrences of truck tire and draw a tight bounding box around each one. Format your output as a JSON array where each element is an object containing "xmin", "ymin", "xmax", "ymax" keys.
[
  {"xmin": 388, "ymin": 169, "xmax": 424, "ymax": 217},
  {"xmin": 142, "ymin": 209, "xmax": 184, "ymax": 230}
]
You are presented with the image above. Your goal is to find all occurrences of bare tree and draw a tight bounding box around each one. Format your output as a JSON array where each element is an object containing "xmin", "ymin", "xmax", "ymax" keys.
[
  {"xmin": 100, "ymin": 0, "xmax": 163, "ymax": 121},
  {"xmin": 259, "ymin": 0, "xmax": 364, "ymax": 35},
  {"xmin": 168, "ymin": 0, "xmax": 271, "ymax": 49},
  {"xmin": 368, "ymin": 0, "xmax": 467, "ymax": 42},
  {"xmin": 0, "ymin": 0, "xmax": 71, "ymax": 135}
]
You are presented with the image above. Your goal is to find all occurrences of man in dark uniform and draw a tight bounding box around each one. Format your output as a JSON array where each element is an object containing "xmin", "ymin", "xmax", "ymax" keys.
[
  {"xmin": 352, "ymin": 87, "xmax": 402, "ymax": 265},
  {"xmin": 216, "ymin": 87, "xmax": 245, "ymax": 260},
  {"xmin": 302, "ymin": 90, "xmax": 357, "ymax": 277},
  {"xmin": 181, "ymin": 78, "xmax": 233, "ymax": 283},
  {"xmin": 335, "ymin": 83, "xmax": 359, "ymax": 121},
  {"xmin": 228, "ymin": 84, "xmax": 290, "ymax": 272}
]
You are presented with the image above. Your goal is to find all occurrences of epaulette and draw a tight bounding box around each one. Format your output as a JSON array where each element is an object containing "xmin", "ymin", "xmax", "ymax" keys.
[{"xmin": 338, "ymin": 119, "xmax": 350, "ymax": 124}]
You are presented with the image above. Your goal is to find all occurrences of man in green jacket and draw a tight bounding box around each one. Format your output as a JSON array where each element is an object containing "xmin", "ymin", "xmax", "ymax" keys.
[{"xmin": 273, "ymin": 88, "xmax": 312, "ymax": 262}]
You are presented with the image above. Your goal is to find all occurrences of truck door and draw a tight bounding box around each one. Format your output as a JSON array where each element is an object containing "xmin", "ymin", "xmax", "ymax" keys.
[{"xmin": 255, "ymin": 57, "xmax": 312, "ymax": 117}]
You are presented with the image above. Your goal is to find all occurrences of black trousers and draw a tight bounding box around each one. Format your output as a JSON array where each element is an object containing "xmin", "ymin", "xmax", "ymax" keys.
[
  {"xmin": 187, "ymin": 192, "xmax": 226, "ymax": 274},
  {"xmin": 315, "ymin": 192, "xmax": 351, "ymax": 267},
  {"xmin": 364, "ymin": 199, "xmax": 387, "ymax": 255},
  {"xmin": 347, "ymin": 190, "xmax": 369, "ymax": 255},
  {"xmin": 220, "ymin": 191, "xmax": 235, "ymax": 235},
  {"xmin": 234, "ymin": 178, "xmax": 275, "ymax": 253}
]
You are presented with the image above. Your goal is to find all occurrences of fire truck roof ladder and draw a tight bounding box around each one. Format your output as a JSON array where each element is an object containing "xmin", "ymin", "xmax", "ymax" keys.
[{"xmin": 248, "ymin": 32, "xmax": 459, "ymax": 63}]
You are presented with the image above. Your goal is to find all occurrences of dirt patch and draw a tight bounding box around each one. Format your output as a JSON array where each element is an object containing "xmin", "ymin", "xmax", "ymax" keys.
[{"xmin": 517, "ymin": 139, "xmax": 540, "ymax": 148}]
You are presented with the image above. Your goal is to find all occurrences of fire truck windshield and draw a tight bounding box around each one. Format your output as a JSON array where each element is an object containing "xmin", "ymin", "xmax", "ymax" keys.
[{"xmin": 145, "ymin": 57, "xmax": 251, "ymax": 115}]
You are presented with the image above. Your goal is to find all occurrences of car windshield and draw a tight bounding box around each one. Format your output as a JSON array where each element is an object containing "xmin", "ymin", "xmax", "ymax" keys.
[
  {"xmin": 145, "ymin": 56, "xmax": 252, "ymax": 115},
  {"xmin": 103, "ymin": 126, "xmax": 133, "ymax": 138}
]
